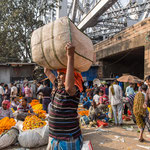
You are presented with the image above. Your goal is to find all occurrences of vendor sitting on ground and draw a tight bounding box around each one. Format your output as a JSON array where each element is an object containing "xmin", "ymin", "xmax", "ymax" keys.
[
  {"xmin": 98, "ymin": 90, "xmax": 109, "ymax": 112},
  {"xmin": 89, "ymin": 100, "xmax": 99, "ymax": 121},
  {"xmin": 0, "ymin": 100, "xmax": 14, "ymax": 120},
  {"xmin": 16, "ymin": 97, "xmax": 34, "ymax": 121},
  {"xmin": 11, "ymin": 97, "xmax": 20, "ymax": 111},
  {"xmin": 93, "ymin": 90, "xmax": 100, "ymax": 105},
  {"xmin": 83, "ymin": 97, "xmax": 91, "ymax": 109}
]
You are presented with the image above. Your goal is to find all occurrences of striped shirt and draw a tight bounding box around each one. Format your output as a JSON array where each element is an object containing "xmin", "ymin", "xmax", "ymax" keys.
[
  {"xmin": 48, "ymin": 80, "xmax": 81, "ymax": 141},
  {"xmin": 17, "ymin": 103, "xmax": 33, "ymax": 113}
]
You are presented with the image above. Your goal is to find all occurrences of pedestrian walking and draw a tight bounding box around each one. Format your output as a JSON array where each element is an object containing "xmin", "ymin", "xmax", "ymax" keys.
[
  {"xmin": 4, "ymin": 84, "xmax": 11, "ymax": 101},
  {"xmin": 133, "ymin": 84, "xmax": 147, "ymax": 142},
  {"xmin": 37, "ymin": 82, "xmax": 52, "ymax": 113},
  {"xmin": 0, "ymin": 83, "xmax": 4, "ymax": 106},
  {"xmin": 24, "ymin": 83, "xmax": 32, "ymax": 103},
  {"xmin": 109, "ymin": 80, "xmax": 123, "ymax": 126}
]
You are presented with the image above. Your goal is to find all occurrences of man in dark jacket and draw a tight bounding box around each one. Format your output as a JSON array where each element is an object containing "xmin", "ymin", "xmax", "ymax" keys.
[
  {"xmin": 37, "ymin": 82, "xmax": 51, "ymax": 113},
  {"xmin": 4, "ymin": 84, "xmax": 11, "ymax": 101}
]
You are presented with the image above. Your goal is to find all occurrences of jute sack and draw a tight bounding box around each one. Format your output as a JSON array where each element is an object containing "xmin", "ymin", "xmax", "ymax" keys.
[
  {"xmin": 18, "ymin": 124, "xmax": 49, "ymax": 148},
  {"xmin": 0, "ymin": 128, "xmax": 19, "ymax": 149},
  {"xmin": 31, "ymin": 16, "xmax": 94, "ymax": 72}
]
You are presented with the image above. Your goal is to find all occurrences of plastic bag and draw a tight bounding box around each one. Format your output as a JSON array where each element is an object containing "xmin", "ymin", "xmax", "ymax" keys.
[
  {"xmin": 97, "ymin": 120, "xmax": 108, "ymax": 127},
  {"xmin": 81, "ymin": 141, "xmax": 93, "ymax": 150},
  {"xmin": 122, "ymin": 115, "xmax": 131, "ymax": 121},
  {"xmin": 0, "ymin": 127, "xmax": 19, "ymax": 149},
  {"xmin": 80, "ymin": 115, "xmax": 90, "ymax": 125},
  {"xmin": 108, "ymin": 106, "xmax": 113, "ymax": 119},
  {"xmin": 128, "ymin": 110, "xmax": 132, "ymax": 116},
  {"xmin": 18, "ymin": 125, "xmax": 49, "ymax": 148}
]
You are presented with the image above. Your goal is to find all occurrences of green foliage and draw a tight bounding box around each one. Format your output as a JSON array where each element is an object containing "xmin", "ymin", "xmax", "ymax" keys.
[{"xmin": 0, "ymin": 0, "xmax": 57, "ymax": 63}]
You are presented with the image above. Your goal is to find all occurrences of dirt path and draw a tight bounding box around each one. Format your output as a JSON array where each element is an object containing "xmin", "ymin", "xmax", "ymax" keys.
[{"xmin": 4, "ymin": 121, "xmax": 150, "ymax": 150}]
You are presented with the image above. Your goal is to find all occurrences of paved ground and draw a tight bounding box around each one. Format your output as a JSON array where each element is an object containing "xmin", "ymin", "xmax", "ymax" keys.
[
  {"xmin": 82, "ymin": 123, "xmax": 150, "ymax": 150},
  {"xmin": 3, "ymin": 121, "xmax": 150, "ymax": 150}
]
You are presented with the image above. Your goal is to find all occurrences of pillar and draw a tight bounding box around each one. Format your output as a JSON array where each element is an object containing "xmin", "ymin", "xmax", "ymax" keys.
[{"xmin": 144, "ymin": 44, "xmax": 150, "ymax": 78}]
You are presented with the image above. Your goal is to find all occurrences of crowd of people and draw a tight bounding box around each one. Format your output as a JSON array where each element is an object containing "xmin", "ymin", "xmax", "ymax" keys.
[
  {"xmin": 79, "ymin": 76, "xmax": 150, "ymax": 142},
  {"xmin": 0, "ymin": 43, "xmax": 150, "ymax": 149},
  {"xmin": 0, "ymin": 75, "xmax": 150, "ymax": 146},
  {"xmin": 0, "ymin": 81, "xmax": 52, "ymax": 121}
]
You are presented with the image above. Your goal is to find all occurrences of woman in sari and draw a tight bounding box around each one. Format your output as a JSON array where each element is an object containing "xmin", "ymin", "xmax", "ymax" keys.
[{"xmin": 133, "ymin": 84, "xmax": 147, "ymax": 142}]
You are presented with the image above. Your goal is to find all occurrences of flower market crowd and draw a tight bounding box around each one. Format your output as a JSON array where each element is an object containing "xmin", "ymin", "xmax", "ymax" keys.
[
  {"xmin": 0, "ymin": 43, "xmax": 150, "ymax": 149},
  {"xmin": 0, "ymin": 76, "xmax": 150, "ymax": 145}
]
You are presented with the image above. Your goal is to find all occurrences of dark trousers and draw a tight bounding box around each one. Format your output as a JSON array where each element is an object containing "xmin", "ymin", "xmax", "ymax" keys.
[
  {"xmin": 0, "ymin": 94, "xmax": 3, "ymax": 107},
  {"xmin": 43, "ymin": 98, "xmax": 51, "ymax": 113},
  {"xmin": 27, "ymin": 97, "xmax": 32, "ymax": 103},
  {"xmin": 124, "ymin": 104, "xmax": 128, "ymax": 115},
  {"xmin": 16, "ymin": 113, "xmax": 28, "ymax": 121}
]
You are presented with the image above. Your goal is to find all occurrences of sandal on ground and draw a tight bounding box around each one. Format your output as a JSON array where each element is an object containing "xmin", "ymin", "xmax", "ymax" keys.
[{"xmin": 139, "ymin": 138, "xmax": 145, "ymax": 142}]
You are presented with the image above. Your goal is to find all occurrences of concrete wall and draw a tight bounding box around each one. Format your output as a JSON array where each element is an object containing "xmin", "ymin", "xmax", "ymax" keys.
[
  {"xmin": 94, "ymin": 17, "xmax": 150, "ymax": 78},
  {"xmin": 10, "ymin": 66, "xmax": 34, "ymax": 78},
  {"xmin": 0, "ymin": 64, "xmax": 35, "ymax": 83},
  {"xmin": 144, "ymin": 44, "xmax": 150, "ymax": 77},
  {"xmin": 10, "ymin": 65, "xmax": 35, "ymax": 82},
  {"xmin": 102, "ymin": 59, "xmax": 144, "ymax": 79},
  {"xmin": 0, "ymin": 66, "xmax": 10, "ymax": 84}
]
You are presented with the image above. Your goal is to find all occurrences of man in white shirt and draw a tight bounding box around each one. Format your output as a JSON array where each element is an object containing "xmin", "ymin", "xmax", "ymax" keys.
[
  {"xmin": 0, "ymin": 83, "xmax": 4, "ymax": 106},
  {"xmin": 109, "ymin": 80, "xmax": 123, "ymax": 126},
  {"xmin": 10, "ymin": 83, "xmax": 18, "ymax": 98},
  {"xmin": 93, "ymin": 90, "xmax": 100, "ymax": 105},
  {"xmin": 126, "ymin": 83, "xmax": 135, "ymax": 97},
  {"xmin": 37, "ymin": 82, "xmax": 44, "ymax": 91}
]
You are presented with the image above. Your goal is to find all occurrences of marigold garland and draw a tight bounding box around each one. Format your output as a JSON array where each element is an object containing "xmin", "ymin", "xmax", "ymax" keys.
[
  {"xmin": 23, "ymin": 115, "xmax": 46, "ymax": 131},
  {"xmin": 0, "ymin": 117, "xmax": 16, "ymax": 134},
  {"xmin": 78, "ymin": 110, "xmax": 89, "ymax": 116},
  {"xmin": 29, "ymin": 99, "xmax": 40, "ymax": 107},
  {"xmin": 34, "ymin": 110, "xmax": 46, "ymax": 119},
  {"xmin": 32, "ymin": 104, "xmax": 43, "ymax": 111}
]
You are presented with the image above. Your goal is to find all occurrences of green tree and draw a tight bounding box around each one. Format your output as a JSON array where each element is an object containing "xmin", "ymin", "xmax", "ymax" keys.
[{"xmin": 0, "ymin": 0, "xmax": 57, "ymax": 63}]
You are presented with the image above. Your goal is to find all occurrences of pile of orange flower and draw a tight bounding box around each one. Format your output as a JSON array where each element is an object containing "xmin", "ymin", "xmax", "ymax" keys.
[
  {"xmin": 29, "ymin": 99, "xmax": 40, "ymax": 107},
  {"xmin": 78, "ymin": 110, "xmax": 89, "ymax": 116},
  {"xmin": 34, "ymin": 110, "xmax": 46, "ymax": 119},
  {"xmin": 32, "ymin": 104, "xmax": 43, "ymax": 111},
  {"xmin": 23, "ymin": 115, "xmax": 46, "ymax": 131},
  {"xmin": 0, "ymin": 117, "xmax": 16, "ymax": 134}
]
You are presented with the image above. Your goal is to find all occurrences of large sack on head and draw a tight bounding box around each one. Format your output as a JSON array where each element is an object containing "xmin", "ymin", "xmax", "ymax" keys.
[
  {"xmin": 31, "ymin": 16, "xmax": 94, "ymax": 72},
  {"xmin": 18, "ymin": 125, "xmax": 49, "ymax": 148},
  {"xmin": 0, "ymin": 127, "xmax": 19, "ymax": 149}
]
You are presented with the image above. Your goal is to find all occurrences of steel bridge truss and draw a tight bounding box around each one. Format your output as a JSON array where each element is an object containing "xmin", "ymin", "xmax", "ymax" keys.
[{"xmin": 68, "ymin": 0, "xmax": 150, "ymax": 43}]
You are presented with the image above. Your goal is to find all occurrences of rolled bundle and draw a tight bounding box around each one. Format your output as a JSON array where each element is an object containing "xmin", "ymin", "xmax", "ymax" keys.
[{"xmin": 31, "ymin": 16, "xmax": 94, "ymax": 72}]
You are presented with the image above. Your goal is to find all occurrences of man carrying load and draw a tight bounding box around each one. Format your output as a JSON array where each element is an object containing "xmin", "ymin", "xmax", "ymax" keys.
[{"xmin": 45, "ymin": 43, "xmax": 83, "ymax": 150}]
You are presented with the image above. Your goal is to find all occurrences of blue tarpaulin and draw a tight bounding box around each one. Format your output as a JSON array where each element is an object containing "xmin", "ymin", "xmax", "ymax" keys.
[
  {"xmin": 81, "ymin": 66, "xmax": 98, "ymax": 81},
  {"xmin": 49, "ymin": 66, "xmax": 98, "ymax": 87}
]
